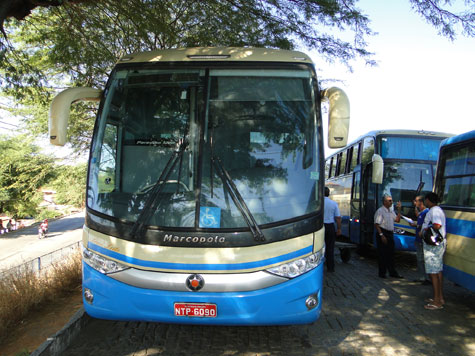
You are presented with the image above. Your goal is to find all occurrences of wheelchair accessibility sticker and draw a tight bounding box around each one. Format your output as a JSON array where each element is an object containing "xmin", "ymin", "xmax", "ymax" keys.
[{"xmin": 199, "ymin": 207, "xmax": 221, "ymax": 228}]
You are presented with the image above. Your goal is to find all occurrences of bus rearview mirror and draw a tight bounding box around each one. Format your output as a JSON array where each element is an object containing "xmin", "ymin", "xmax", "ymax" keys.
[
  {"xmin": 49, "ymin": 87, "xmax": 102, "ymax": 146},
  {"xmin": 372, "ymin": 154, "xmax": 383, "ymax": 184},
  {"xmin": 321, "ymin": 87, "xmax": 350, "ymax": 149}
]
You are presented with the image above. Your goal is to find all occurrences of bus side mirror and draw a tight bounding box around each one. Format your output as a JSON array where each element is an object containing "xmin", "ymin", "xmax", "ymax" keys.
[
  {"xmin": 49, "ymin": 87, "xmax": 102, "ymax": 146},
  {"xmin": 372, "ymin": 154, "xmax": 383, "ymax": 184},
  {"xmin": 321, "ymin": 87, "xmax": 350, "ymax": 148}
]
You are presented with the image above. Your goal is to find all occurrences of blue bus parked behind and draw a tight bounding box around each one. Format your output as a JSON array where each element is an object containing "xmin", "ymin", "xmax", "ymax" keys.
[
  {"xmin": 434, "ymin": 130, "xmax": 475, "ymax": 291},
  {"xmin": 325, "ymin": 130, "xmax": 452, "ymax": 252}
]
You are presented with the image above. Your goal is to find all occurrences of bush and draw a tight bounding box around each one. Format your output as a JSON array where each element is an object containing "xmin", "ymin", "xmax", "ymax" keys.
[
  {"xmin": 36, "ymin": 209, "xmax": 63, "ymax": 221},
  {"xmin": 0, "ymin": 250, "xmax": 82, "ymax": 345}
]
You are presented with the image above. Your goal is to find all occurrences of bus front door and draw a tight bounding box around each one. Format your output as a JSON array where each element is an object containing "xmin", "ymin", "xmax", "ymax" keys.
[
  {"xmin": 361, "ymin": 163, "xmax": 376, "ymax": 246},
  {"xmin": 349, "ymin": 167, "xmax": 361, "ymax": 244}
]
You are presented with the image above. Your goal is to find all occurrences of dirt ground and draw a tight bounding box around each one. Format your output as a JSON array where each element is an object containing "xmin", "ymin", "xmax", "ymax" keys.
[{"xmin": 0, "ymin": 288, "xmax": 83, "ymax": 356}]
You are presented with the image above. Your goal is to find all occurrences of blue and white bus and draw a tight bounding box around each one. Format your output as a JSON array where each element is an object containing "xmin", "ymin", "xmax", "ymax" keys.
[
  {"xmin": 434, "ymin": 130, "xmax": 475, "ymax": 291},
  {"xmin": 325, "ymin": 130, "xmax": 452, "ymax": 252},
  {"xmin": 49, "ymin": 47, "xmax": 350, "ymax": 325}
]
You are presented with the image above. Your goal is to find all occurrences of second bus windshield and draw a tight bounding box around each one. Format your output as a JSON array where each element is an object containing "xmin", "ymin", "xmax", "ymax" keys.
[{"xmin": 378, "ymin": 136, "xmax": 444, "ymax": 217}]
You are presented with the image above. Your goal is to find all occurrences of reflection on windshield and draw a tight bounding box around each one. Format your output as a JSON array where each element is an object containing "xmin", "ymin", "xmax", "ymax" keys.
[
  {"xmin": 87, "ymin": 68, "xmax": 321, "ymax": 230},
  {"xmin": 381, "ymin": 162, "xmax": 434, "ymax": 218},
  {"xmin": 211, "ymin": 155, "xmax": 265, "ymax": 240}
]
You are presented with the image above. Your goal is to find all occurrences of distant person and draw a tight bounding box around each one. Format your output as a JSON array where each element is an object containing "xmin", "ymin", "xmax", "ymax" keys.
[
  {"xmin": 422, "ymin": 192, "xmax": 446, "ymax": 310},
  {"xmin": 374, "ymin": 194, "xmax": 403, "ymax": 279},
  {"xmin": 38, "ymin": 219, "xmax": 49, "ymax": 239},
  {"xmin": 6, "ymin": 219, "xmax": 12, "ymax": 232},
  {"xmin": 410, "ymin": 196, "xmax": 431, "ymax": 284},
  {"xmin": 324, "ymin": 187, "xmax": 341, "ymax": 273}
]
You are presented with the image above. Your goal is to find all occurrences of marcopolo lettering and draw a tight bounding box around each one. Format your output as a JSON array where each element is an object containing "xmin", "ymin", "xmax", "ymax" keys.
[{"xmin": 164, "ymin": 234, "xmax": 226, "ymax": 244}]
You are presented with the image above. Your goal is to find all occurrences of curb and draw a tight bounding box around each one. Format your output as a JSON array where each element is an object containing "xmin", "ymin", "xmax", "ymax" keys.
[{"xmin": 30, "ymin": 307, "xmax": 89, "ymax": 356}]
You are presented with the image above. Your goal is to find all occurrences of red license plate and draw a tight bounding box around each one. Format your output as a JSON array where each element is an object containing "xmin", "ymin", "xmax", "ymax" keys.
[{"xmin": 174, "ymin": 303, "xmax": 217, "ymax": 318}]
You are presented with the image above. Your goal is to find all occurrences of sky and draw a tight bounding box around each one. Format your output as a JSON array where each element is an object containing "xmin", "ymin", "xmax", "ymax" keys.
[{"xmin": 310, "ymin": 0, "xmax": 475, "ymax": 154}]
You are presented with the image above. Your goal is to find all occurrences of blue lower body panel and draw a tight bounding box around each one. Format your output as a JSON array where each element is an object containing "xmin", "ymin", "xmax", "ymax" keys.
[
  {"xmin": 444, "ymin": 264, "xmax": 475, "ymax": 292},
  {"xmin": 82, "ymin": 263, "xmax": 323, "ymax": 325},
  {"xmin": 393, "ymin": 234, "xmax": 416, "ymax": 251}
]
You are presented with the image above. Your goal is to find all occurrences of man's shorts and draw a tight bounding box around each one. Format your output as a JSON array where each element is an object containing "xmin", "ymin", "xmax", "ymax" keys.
[{"xmin": 423, "ymin": 239, "xmax": 446, "ymax": 274}]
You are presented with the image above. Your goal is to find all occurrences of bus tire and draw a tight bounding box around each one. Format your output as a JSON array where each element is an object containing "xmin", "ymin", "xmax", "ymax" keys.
[
  {"xmin": 340, "ymin": 248, "xmax": 351, "ymax": 263},
  {"xmin": 356, "ymin": 244, "xmax": 370, "ymax": 257}
]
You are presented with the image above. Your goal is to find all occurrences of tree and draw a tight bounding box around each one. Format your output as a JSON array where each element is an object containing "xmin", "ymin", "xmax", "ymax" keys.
[
  {"xmin": 0, "ymin": 135, "xmax": 56, "ymax": 217},
  {"xmin": 408, "ymin": 0, "xmax": 475, "ymax": 40},
  {"xmin": 0, "ymin": 0, "xmax": 473, "ymax": 152},
  {"xmin": 50, "ymin": 163, "xmax": 87, "ymax": 208},
  {"xmin": 0, "ymin": 0, "xmax": 376, "ymax": 152}
]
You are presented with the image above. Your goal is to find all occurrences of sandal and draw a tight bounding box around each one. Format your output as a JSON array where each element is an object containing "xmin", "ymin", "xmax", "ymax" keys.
[
  {"xmin": 424, "ymin": 303, "xmax": 443, "ymax": 310},
  {"xmin": 424, "ymin": 298, "xmax": 445, "ymax": 305}
]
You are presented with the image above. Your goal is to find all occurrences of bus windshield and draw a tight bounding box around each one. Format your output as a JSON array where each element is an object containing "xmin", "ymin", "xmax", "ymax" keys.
[
  {"xmin": 380, "ymin": 136, "xmax": 442, "ymax": 160},
  {"xmin": 380, "ymin": 162, "xmax": 435, "ymax": 216},
  {"xmin": 87, "ymin": 67, "xmax": 320, "ymax": 231}
]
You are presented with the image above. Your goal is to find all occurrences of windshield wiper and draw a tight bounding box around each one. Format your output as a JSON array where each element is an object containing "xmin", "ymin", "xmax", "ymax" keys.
[
  {"xmin": 211, "ymin": 155, "xmax": 265, "ymax": 242},
  {"xmin": 415, "ymin": 170, "xmax": 425, "ymax": 196},
  {"xmin": 130, "ymin": 139, "xmax": 188, "ymax": 240}
]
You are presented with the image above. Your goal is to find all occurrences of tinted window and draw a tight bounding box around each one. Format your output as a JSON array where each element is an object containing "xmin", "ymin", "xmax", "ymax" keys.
[
  {"xmin": 380, "ymin": 136, "xmax": 445, "ymax": 160},
  {"xmin": 325, "ymin": 159, "xmax": 331, "ymax": 179},
  {"xmin": 361, "ymin": 137, "xmax": 374, "ymax": 166},
  {"xmin": 349, "ymin": 143, "xmax": 360, "ymax": 171},
  {"xmin": 340, "ymin": 150, "xmax": 348, "ymax": 175},
  {"xmin": 438, "ymin": 142, "xmax": 475, "ymax": 207}
]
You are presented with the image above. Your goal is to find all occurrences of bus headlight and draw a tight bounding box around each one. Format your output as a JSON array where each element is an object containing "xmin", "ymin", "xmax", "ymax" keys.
[
  {"xmin": 83, "ymin": 247, "xmax": 129, "ymax": 274},
  {"xmin": 266, "ymin": 248, "xmax": 324, "ymax": 278}
]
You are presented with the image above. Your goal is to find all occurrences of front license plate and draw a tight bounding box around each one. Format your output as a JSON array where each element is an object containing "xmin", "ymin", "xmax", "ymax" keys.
[{"xmin": 174, "ymin": 303, "xmax": 217, "ymax": 318}]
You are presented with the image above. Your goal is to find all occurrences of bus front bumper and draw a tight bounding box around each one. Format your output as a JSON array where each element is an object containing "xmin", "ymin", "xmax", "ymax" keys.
[
  {"xmin": 82, "ymin": 262, "xmax": 323, "ymax": 325},
  {"xmin": 393, "ymin": 233, "xmax": 416, "ymax": 251}
]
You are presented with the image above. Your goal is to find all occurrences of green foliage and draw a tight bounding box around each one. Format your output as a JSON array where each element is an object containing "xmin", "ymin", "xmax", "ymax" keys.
[
  {"xmin": 14, "ymin": 350, "xmax": 30, "ymax": 356},
  {"xmin": 36, "ymin": 208, "xmax": 63, "ymax": 220},
  {"xmin": 1, "ymin": 0, "xmax": 375, "ymax": 152},
  {"xmin": 0, "ymin": 135, "xmax": 56, "ymax": 217},
  {"xmin": 409, "ymin": 0, "xmax": 475, "ymax": 40},
  {"xmin": 50, "ymin": 163, "xmax": 87, "ymax": 208}
]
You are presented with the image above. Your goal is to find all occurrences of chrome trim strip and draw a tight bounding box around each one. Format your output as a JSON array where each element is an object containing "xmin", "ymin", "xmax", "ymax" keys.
[{"xmin": 108, "ymin": 268, "xmax": 288, "ymax": 292}]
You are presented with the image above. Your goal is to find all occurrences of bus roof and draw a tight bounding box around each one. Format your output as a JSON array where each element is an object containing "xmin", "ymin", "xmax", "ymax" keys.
[
  {"xmin": 356, "ymin": 129, "xmax": 453, "ymax": 141},
  {"xmin": 117, "ymin": 47, "xmax": 314, "ymax": 65},
  {"xmin": 326, "ymin": 129, "xmax": 454, "ymax": 158},
  {"xmin": 440, "ymin": 130, "xmax": 475, "ymax": 149}
]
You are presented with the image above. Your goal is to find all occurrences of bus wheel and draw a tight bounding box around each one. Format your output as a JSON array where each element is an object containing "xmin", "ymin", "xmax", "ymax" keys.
[
  {"xmin": 356, "ymin": 244, "xmax": 370, "ymax": 257},
  {"xmin": 340, "ymin": 248, "xmax": 351, "ymax": 263}
]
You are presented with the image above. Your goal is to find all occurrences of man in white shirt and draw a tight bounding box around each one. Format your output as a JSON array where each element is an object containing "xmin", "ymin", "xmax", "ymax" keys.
[
  {"xmin": 324, "ymin": 187, "xmax": 341, "ymax": 272},
  {"xmin": 374, "ymin": 194, "xmax": 403, "ymax": 278}
]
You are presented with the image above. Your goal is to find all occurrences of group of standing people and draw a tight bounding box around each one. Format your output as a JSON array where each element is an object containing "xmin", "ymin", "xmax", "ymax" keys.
[
  {"xmin": 374, "ymin": 191, "xmax": 446, "ymax": 310},
  {"xmin": 324, "ymin": 187, "xmax": 446, "ymax": 311},
  {"xmin": 0, "ymin": 219, "xmax": 19, "ymax": 234}
]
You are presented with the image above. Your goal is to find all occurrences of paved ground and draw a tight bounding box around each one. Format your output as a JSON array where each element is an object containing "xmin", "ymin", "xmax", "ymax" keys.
[{"xmin": 57, "ymin": 249, "xmax": 475, "ymax": 356}]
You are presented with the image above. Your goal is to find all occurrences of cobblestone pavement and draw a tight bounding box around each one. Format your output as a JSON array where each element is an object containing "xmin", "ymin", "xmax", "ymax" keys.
[{"xmin": 61, "ymin": 251, "xmax": 475, "ymax": 356}]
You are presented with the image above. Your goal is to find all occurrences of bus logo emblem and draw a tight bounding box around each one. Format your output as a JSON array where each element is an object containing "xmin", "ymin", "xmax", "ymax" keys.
[{"xmin": 186, "ymin": 274, "xmax": 204, "ymax": 291}]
